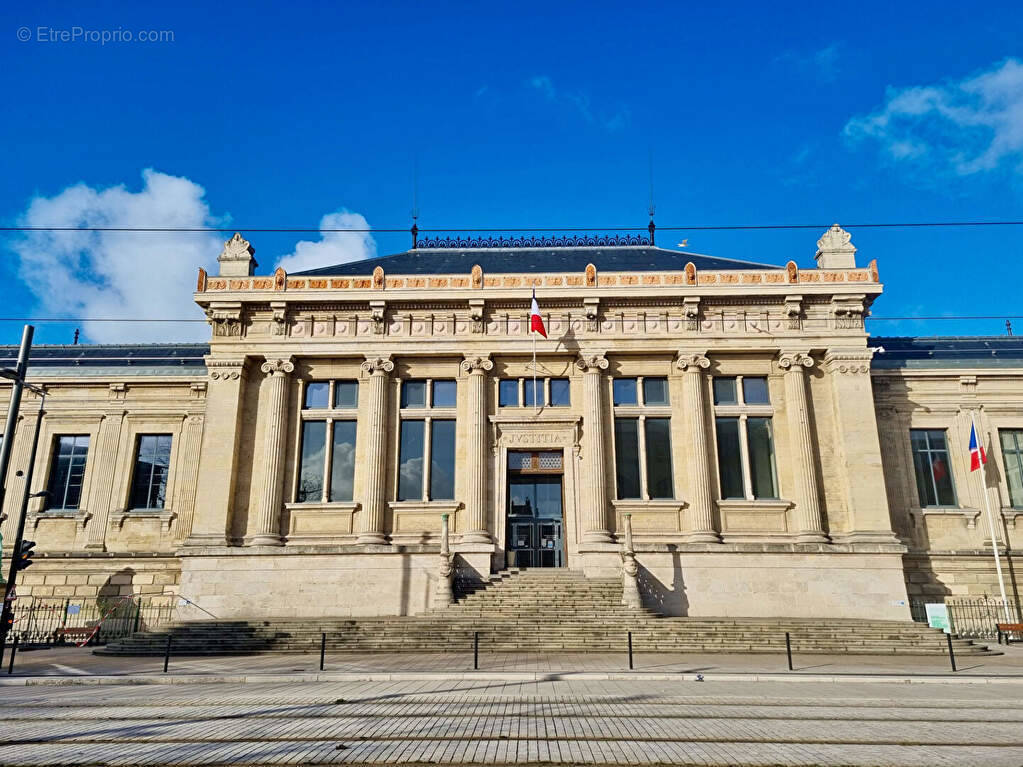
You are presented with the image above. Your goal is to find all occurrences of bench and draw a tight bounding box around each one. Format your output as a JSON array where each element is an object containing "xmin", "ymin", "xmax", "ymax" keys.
[
  {"xmin": 996, "ymin": 623, "xmax": 1023, "ymax": 645},
  {"xmin": 54, "ymin": 627, "xmax": 98, "ymax": 646}
]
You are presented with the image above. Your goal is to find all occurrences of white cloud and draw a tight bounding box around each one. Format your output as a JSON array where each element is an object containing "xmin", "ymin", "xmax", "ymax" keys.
[
  {"xmin": 10, "ymin": 169, "xmax": 222, "ymax": 343},
  {"xmin": 844, "ymin": 58, "xmax": 1023, "ymax": 176},
  {"xmin": 526, "ymin": 75, "xmax": 630, "ymax": 132},
  {"xmin": 529, "ymin": 75, "xmax": 556, "ymax": 101},
  {"xmin": 275, "ymin": 210, "xmax": 377, "ymax": 274}
]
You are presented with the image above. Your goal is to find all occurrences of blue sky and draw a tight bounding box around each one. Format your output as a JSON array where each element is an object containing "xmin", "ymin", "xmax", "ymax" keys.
[{"xmin": 1, "ymin": 0, "xmax": 1022, "ymax": 344}]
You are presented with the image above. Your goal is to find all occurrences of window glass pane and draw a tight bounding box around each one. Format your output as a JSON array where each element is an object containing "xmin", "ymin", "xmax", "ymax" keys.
[
  {"xmin": 713, "ymin": 378, "xmax": 738, "ymax": 405},
  {"xmin": 715, "ymin": 418, "xmax": 744, "ymax": 498},
  {"xmin": 401, "ymin": 381, "xmax": 427, "ymax": 408},
  {"xmin": 928, "ymin": 429, "xmax": 948, "ymax": 452},
  {"xmin": 613, "ymin": 418, "xmax": 641, "ymax": 499},
  {"xmin": 911, "ymin": 435, "xmax": 937, "ymax": 507},
  {"xmin": 429, "ymin": 419, "xmax": 456, "ymax": 500},
  {"xmin": 932, "ymin": 449, "xmax": 956, "ymax": 505},
  {"xmin": 645, "ymin": 418, "xmax": 674, "ymax": 499},
  {"xmin": 304, "ymin": 382, "xmax": 329, "ymax": 409},
  {"xmin": 524, "ymin": 379, "xmax": 545, "ymax": 407},
  {"xmin": 613, "ymin": 378, "xmax": 638, "ymax": 406},
  {"xmin": 131, "ymin": 434, "xmax": 172, "ymax": 509},
  {"xmin": 643, "ymin": 377, "xmax": 669, "ymax": 406},
  {"xmin": 1002, "ymin": 430, "xmax": 1023, "ymax": 507},
  {"xmin": 47, "ymin": 435, "xmax": 90, "ymax": 510},
  {"xmin": 397, "ymin": 420, "xmax": 425, "ymax": 500},
  {"xmin": 911, "ymin": 428, "xmax": 956, "ymax": 507},
  {"xmin": 432, "ymin": 380, "xmax": 457, "ymax": 408},
  {"xmin": 329, "ymin": 421, "xmax": 357, "ymax": 502},
  {"xmin": 746, "ymin": 417, "xmax": 777, "ymax": 499},
  {"xmin": 297, "ymin": 421, "xmax": 326, "ymax": 502},
  {"xmin": 549, "ymin": 378, "xmax": 570, "ymax": 407},
  {"xmin": 333, "ymin": 381, "xmax": 359, "ymax": 409},
  {"xmin": 742, "ymin": 377, "xmax": 770, "ymax": 405},
  {"xmin": 499, "ymin": 380, "xmax": 519, "ymax": 407}
]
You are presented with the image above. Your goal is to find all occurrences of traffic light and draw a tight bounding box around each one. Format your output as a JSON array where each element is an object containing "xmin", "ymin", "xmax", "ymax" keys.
[
  {"xmin": 13, "ymin": 540, "xmax": 35, "ymax": 574},
  {"xmin": 1, "ymin": 606, "xmax": 12, "ymax": 633}
]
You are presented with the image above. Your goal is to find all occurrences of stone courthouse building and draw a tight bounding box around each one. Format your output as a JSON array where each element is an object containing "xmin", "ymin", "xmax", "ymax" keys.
[{"xmin": 1, "ymin": 225, "xmax": 1020, "ymax": 622}]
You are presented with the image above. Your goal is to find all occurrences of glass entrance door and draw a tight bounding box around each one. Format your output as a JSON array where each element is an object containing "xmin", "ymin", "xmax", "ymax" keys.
[{"xmin": 507, "ymin": 476, "xmax": 564, "ymax": 567}]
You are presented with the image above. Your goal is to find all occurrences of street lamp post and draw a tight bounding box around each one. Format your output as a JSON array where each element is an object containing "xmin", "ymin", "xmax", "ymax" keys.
[{"xmin": 0, "ymin": 326, "xmax": 34, "ymax": 524}]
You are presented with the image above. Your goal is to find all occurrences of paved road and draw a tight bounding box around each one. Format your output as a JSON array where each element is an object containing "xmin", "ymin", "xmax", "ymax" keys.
[{"xmin": 2, "ymin": 678, "xmax": 1023, "ymax": 766}]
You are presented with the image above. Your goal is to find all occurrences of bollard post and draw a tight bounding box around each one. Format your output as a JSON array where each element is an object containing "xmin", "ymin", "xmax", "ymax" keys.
[
  {"xmin": 785, "ymin": 632, "xmax": 793, "ymax": 671},
  {"xmin": 946, "ymin": 632, "xmax": 957, "ymax": 673},
  {"xmin": 320, "ymin": 632, "xmax": 326, "ymax": 671},
  {"xmin": 628, "ymin": 631, "xmax": 634, "ymax": 670},
  {"xmin": 7, "ymin": 637, "xmax": 18, "ymax": 675},
  {"xmin": 163, "ymin": 634, "xmax": 172, "ymax": 674},
  {"xmin": 473, "ymin": 631, "xmax": 479, "ymax": 670}
]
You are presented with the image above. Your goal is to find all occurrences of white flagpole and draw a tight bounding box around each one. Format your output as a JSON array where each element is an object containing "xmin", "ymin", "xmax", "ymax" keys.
[
  {"xmin": 532, "ymin": 329, "xmax": 538, "ymax": 413},
  {"xmin": 975, "ymin": 414, "xmax": 1012, "ymax": 623}
]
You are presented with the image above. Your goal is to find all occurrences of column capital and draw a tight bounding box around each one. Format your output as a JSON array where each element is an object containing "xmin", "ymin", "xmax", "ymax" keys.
[
  {"xmin": 205, "ymin": 356, "xmax": 247, "ymax": 382},
  {"xmin": 778, "ymin": 351, "xmax": 815, "ymax": 371},
  {"xmin": 260, "ymin": 356, "xmax": 295, "ymax": 376},
  {"xmin": 575, "ymin": 352, "xmax": 609, "ymax": 373},
  {"xmin": 460, "ymin": 354, "xmax": 494, "ymax": 375},
  {"xmin": 823, "ymin": 348, "xmax": 874, "ymax": 375},
  {"xmin": 361, "ymin": 355, "xmax": 395, "ymax": 375},
  {"xmin": 676, "ymin": 351, "xmax": 711, "ymax": 372}
]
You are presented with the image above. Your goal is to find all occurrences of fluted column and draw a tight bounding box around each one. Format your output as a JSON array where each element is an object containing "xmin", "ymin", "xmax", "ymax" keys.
[
  {"xmin": 575, "ymin": 353, "xmax": 613, "ymax": 544},
  {"xmin": 248, "ymin": 357, "xmax": 294, "ymax": 546},
  {"xmin": 460, "ymin": 355, "xmax": 493, "ymax": 544},
  {"xmin": 778, "ymin": 351, "xmax": 827, "ymax": 543},
  {"xmin": 358, "ymin": 356, "xmax": 394, "ymax": 544},
  {"xmin": 172, "ymin": 415, "xmax": 206, "ymax": 543},
  {"xmin": 676, "ymin": 351, "xmax": 720, "ymax": 542}
]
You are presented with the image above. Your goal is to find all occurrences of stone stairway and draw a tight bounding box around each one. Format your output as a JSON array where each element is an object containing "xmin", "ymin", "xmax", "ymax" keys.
[{"xmin": 96, "ymin": 568, "xmax": 994, "ymax": 656}]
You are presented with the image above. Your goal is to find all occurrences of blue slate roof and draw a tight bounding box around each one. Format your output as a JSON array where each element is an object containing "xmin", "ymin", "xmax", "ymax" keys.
[
  {"xmin": 294, "ymin": 246, "xmax": 781, "ymax": 277},
  {"xmin": 0, "ymin": 344, "xmax": 209, "ymax": 376},
  {"xmin": 871, "ymin": 336, "xmax": 1023, "ymax": 369}
]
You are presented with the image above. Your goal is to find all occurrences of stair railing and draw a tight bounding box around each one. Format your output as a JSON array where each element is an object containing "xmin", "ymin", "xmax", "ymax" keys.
[{"xmin": 620, "ymin": 513, "xmax": 642, "ymax": 609}]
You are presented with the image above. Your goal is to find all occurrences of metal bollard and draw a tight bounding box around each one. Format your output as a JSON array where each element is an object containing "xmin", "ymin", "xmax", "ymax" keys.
[
  {"xmin": 163, "ymin": 634, "xmax": 172, "ymax": 674},
  {"xmin": 628, "ymin": 631, "xmax": 633, "ymax": 670},
  {"xmin": 473, "ymin": 631, "xmax": 479, "ymax": 670},
  {"xmin": 785, "ymin": 632, "xmax": 793, "ymax": 671},
  {"xmin": 7, "ymin": 637, "xmax": 19, "ymax": 675},
  {"xmin": 320, "ymin": 632, "xmax": 326, "ymax": 671},
  {"xmin": 946, "ymin": 633, "xmax": 957, "ymax": 673}
]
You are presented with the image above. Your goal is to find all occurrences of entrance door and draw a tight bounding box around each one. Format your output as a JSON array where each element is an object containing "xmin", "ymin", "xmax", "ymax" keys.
[{"xmin": 507, "ymin": 475, "xmax": 564, "ymax": 568}]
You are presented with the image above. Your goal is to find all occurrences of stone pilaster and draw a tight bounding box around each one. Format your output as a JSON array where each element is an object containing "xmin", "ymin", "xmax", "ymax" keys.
[
  {"xmin": 0, "ymin": 410, "xmax": 35, "ymax": 545},
  {"xmin": 172, "ymin": 415, "xmax": 205, "ymax": 542},
  {"xmin": 620, "ymin": 513, "xmax": 642, "ymax": 609},
  {"xmin": 185, "ymin": 357, "xmax": 247, "ymax": 547},
  {"xmin": 778, "ymin": 351, "xmax": 828, "ymax": 543},
  {"xmin": 824, "ymin": 349, "xmax": 900, "ymax": 544},
  {"xmin": 575, "ymin": 353, "xmax": 613, "ymax": 544},
  {"xmin": 247, "ymin": 357, "xmax": 294, "ymax": 546},
  {"xmin": 460, "ymin": 355, "xmax": 493, "ymax": 544},
  {"xmin": 84, "ymin": 411, "xmax": 126, "ymax": 550},
  {"xmin": 357, "ymin": 355, "xmax": 394, "ymax": 545},
  {"xmin": 676, "ymin": 351, "xmax": 720, "ymax": 543}
]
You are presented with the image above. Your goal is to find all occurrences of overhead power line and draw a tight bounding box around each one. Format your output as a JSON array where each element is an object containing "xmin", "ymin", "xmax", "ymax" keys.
[{"xmin": 1, "ymin": 221, "xmax": 1023, "ymax": 234}]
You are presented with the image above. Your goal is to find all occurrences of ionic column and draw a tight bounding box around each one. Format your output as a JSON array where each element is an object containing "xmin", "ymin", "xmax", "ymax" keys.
[
  {"xmin": 460, "ymin": 355, "xmax": 493, "ymax": 544},
  {"xmin": 778, "ymin": 351, "xmax": 827, "ymax": 543},
  {"xmin": 248, "ymin": 357, "xmax": 294, "ymax": 546},
  {"xmin": 676, "ymin": 352, "xmax": 720, "ymax": 543},
  {"xmin": 575, "ymin": 353, "xmax": 613, "ymax": 544},
  {"xmin": 357, "ymin": 356, "xmax": 394, "ymax": 544}
]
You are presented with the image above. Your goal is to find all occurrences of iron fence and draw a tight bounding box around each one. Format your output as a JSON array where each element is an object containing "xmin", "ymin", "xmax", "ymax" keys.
[
  {"xmin": 910, "ymin": 597, "xmax": 1021, "ymax": 639},
  {"xmin": 9, "ymin": 596, "xmax": 176, "ymax": 645}
]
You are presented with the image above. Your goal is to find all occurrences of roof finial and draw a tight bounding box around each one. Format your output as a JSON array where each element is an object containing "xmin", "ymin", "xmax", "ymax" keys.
[
  {"xmin": 411, "ymin": 156, "xmax": 420, "ymax": 250},
  {"xmin": 1007, "ymin": 320, "xmax": 1013, "ymax": 336},
  {"xmin": 647, "ymin": 148, "xmax": 656, "ymax": 246},
  {"xmin": 73, "ymin": 328, "xmax": 80, "ymax": 345}
]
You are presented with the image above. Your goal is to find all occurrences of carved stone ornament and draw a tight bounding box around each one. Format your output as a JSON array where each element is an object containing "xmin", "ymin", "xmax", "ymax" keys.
[
  {"xmin": 815, "ymin": 223, "xmax": 857, "ymax": 269},
  {"xmin": 471, "ymin": 264, "xmax": 483, "ymax": 289},
  {"xmin": 370, "ymin": 301, "xmax": 386, "ymax": 335},
  {"xmin": 786, "ymin": 261, "xmax": 798, "ymax": 284},
  {"xmin": 575, "ymin": 353, "xmax": 609, "ymax": 373},
  {"xmin": 460, "ymin": 355, "xmax": 494, "ymax": 374},
  {"xmin": 583, "ymin": 297, "xmax": 600, "ymax": 332},
  {"xmin": 196, "ymin": 267, "xmax": 208, "ymax": 292},
  {"xmin": 585, "ymin": 263, "xmax": 597, "ymax": 287},
  {"xmin": 220, "ymin": 232, "xmax": 254, "ymax": 260},
  {"xmin": 778, "ymin": 351, "xmax": 815, "ymax": 371},
  {"xmin": 360, "ymin": 356, "xmax": 395, "ymax": 375},
  {"xmin": 205, "ymin": 307, "xmax": 243, "ymax": 337},
  {"xmin": 260, "ymin": 357, "xmax": 295, "ymax": 376},
  {"xmin": 684, "ymin": 261, "xmax": 697, "ymax": 285},
  {"xmin": 206, "ymin": 358, "xmax": 245, "ymax": 381},
  {"xmin": 372, "ymin": 266, "xmax": 385, "ymax": 290},
  {"xmin": 683, "ymin": 297, "xmax": 700, "ymax": 330},
  {"xmin": 273, "ymin": 266, "xmax": 286, "ymax": 291},
  {"xmin": 784, "ymin": 294, "xmax": 803, "ymax": 330},
  {"xmin": 676, "ymin": 352, "xmax": 711, "ymax": 372},
  {"xmin": 469, "ymin": 299, "xmax": 485, "ymax": 334},
  {"xmin": 270, "ymin": 303, "xmax": 287, "ymax": 336},
  {"xmin": 824, "ymin": 350, "xmax": 873, "ymax": 375}
]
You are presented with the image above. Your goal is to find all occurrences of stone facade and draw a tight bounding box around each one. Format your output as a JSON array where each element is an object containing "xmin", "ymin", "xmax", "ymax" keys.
[{"xmin": 1, "ymin": 227, "xmax": 1019, "ymax": 622}]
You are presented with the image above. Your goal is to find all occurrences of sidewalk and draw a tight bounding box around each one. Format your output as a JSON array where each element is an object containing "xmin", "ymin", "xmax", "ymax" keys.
[{"xmin": 2, "ymin": 643, "xmax": 1023, "ymax": 684}]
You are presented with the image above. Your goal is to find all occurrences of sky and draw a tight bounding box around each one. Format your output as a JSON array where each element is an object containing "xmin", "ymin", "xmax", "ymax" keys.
[{"xmin": 1, "ymin": 0, "xmax": 1022, "ymax": 344}]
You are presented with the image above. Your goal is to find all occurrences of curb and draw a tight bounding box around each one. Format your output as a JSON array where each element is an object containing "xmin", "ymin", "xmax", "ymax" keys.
[{"xmin": 2, "ymin": 670, "xmax": 1023, "ymax": 686}]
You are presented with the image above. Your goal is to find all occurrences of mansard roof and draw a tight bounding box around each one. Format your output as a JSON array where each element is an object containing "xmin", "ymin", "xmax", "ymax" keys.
[
  {"xmin": 294, "ymin": 241, "xmax": 781, "ymax": 277},
  {"xmin": 871, "ymin": 336, "xmax": 1023, "ymax": 369},
  {"xmin": 0, "ymin": 343, "xmax": 208, "ymax": 376}
]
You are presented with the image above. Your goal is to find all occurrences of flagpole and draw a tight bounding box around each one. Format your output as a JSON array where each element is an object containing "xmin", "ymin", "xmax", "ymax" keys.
[
  {"xmin": 975, "ymin": 414, "xmax": 1013, "ymax": 623},
  {"xmin": 532, "ymin": 330, "xmax": 537, "ymax": 413}
]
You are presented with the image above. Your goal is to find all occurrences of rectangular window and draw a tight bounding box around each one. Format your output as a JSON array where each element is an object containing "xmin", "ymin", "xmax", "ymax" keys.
[
  {"xmin": 499, "ymin": 377, "xmax": 570, "ymax": 407},
  {"xmin": 613, "ymin": 418, "xmax": 641, "ymax": 499},
  {"xmin": 398, "ymin": 379, "xmax": 457, "ymax": 501},
  {"xmin": 715, "ymin": 417, "xmax": 745, "ymax": 499},
  {"xmin": 612, "ymin": 378, "xmax": 638, "ymax": 406},
  {"xmin": 644, "ymin": 417, "xmax": 673, "ymax": 499},
  {"xmin": 742, "ymin": 377, "xmax": 770, "ymax": 405},
  {"xmin": 713, "ymin": 375, "xmax": 777, "ymax": 500},
  {"xmin": 499, "ymin": 379, "xmax": 519, "ymax": 407},
  {"xmin": 642, "ymin": 377, "xmax": 669, "ymax": 406},
  {"xmin": 333, "ymin": 381, "xmax": 359, "ymax": 409},
  {"xmin": 129, "ymin": 434, "xmax": 173, "ymax": 509},
  {"xmin": 549, "ymin": 378, "xmax": 570, "ymax": 406},
  {"xmin": 523, "ymin": 379, "xmax": 545, "ymax": 408},
  {"xmin": 46, "ymin": 435, "xmax": 90, "ymax": 510},
  {"xmin": 431, "ymin": 380, "xmax": 457, "ymax": 408},
  {"xmin": 304, "ymin": 382, "xmax": 329, "ymax": 409},
  {"xmin": 612, "ymin": 375, "xmax": 674, "ymax": 500},
  {"xmin": 911, "ymin": 429, "xmax": 957, "ymax": 507},
  {"xmin": 397, "ymin": 420, "xmax": 425, "ymax": 501},
  {"xmin": 429, "ymin": 419, "xmax": 456, "ymax": 500},
  {"xmin": 1001, "ymin": 429, "xmax": 1023, "ymax": 508},
  {"xmin": 329, "ymin": 420, "xmax": 357, "ymax": 502},
  {"xmin": 401, "ymin": 380, "xmax": 427, "ymax": 408},
  {"xmin": 713, "ymin": 377, "xmax": 738, "ymax": 405},
  {"xmin": 746, "ymin": 417, "xmax": 777, "ymax": 498},
  {"xmin": 297, "ymin": 421, "xmax": 327, "ymax": 503}
]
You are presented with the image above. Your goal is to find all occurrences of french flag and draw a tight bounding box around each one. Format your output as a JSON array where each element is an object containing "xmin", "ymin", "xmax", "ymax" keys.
[
  {"xmin": 969, "ymin": 420, "xmax": 987, "ymax": 472},
  {"xmin": 530, "ymin": 289, "xmax": 547, "ymax": 338}
]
